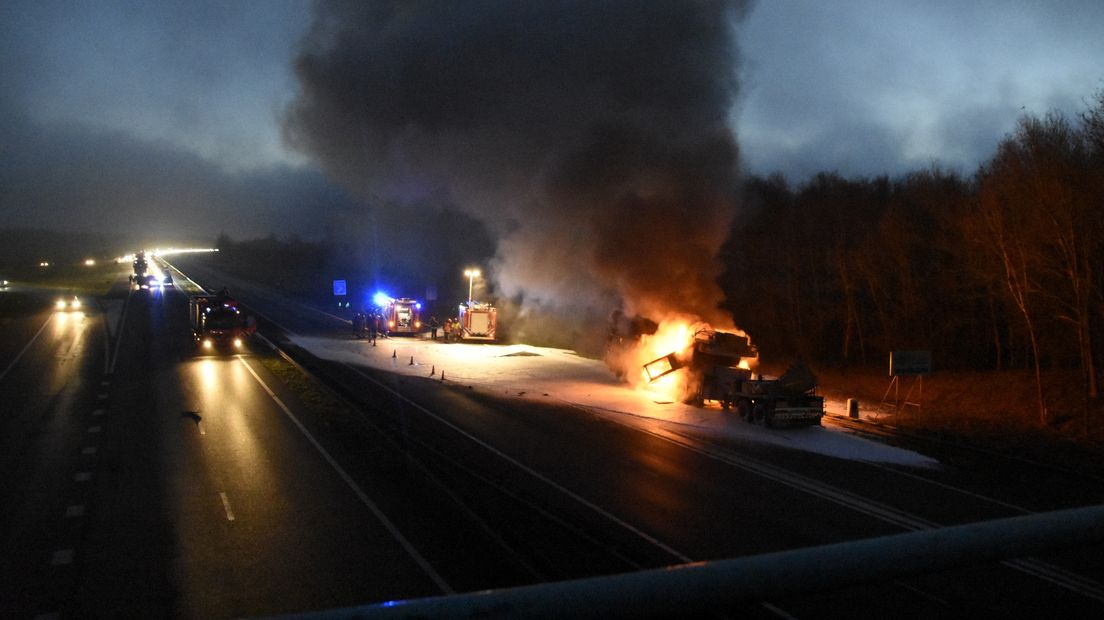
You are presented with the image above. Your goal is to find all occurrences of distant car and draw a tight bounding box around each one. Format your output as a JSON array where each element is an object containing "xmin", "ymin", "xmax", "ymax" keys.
[
  {"xmin": 0, "ymin": 278, "xmax": 9, "ymax": 290},
  {"xmin": 55, "ymin": 295, "xmax": 81, "ymax": 310},
  {"xmin": 162, "ymin": 272, "xmax": 174, "ymax": 287}
]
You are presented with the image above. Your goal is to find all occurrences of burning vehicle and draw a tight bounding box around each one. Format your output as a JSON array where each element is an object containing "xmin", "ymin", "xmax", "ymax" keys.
[{"xmin": 642, "ymin": 328, "xmax": 824, "ymax": 428}]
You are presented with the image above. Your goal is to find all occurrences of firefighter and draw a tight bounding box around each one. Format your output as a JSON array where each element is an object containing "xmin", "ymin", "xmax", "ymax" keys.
[
  {"xmin": 369, "ymin": 313, "xmax": 379, "ymax": 345},
  {"xmin": 430, "ymin": 316, "xmax": 440, "ymax": 340},
  {"xmin": 352, "ymin": 311, "xmax": 365, "ymax": 339},
  {"xmin": 443, "ymin": 318, "xmax": 452, "ymax": 342}
]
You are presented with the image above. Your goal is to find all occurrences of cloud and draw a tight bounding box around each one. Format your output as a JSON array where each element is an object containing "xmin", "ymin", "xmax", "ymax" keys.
[
  {"xmin": 0, "ymin": 103, "xmax": 357, "ymax": 243},
  {"xmin": 736, "ymin": 0, "xmax": 1104, "ymax": 182}
]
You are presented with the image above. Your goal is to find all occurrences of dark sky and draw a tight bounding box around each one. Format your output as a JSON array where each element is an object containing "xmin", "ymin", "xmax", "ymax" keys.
[{"xmin": 2, "ymin": 0, "xmax": 1101, "ymax": 240}]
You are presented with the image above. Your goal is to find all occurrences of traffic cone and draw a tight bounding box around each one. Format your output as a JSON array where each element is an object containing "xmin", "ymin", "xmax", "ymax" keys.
[
  {"xmin": 392, "ymin": 350, "xmax": 397, "ymax": 359},
  {"xmin": 409, "ymin": 356, "xmax": 414, "ymax": 366},
  {"xmin": 440, "ymin": 371, "xmax": 445, "ymax": 382},
  {"xmin": 430, "ymin": 365, "xmax": 435, "ymax": 376}
]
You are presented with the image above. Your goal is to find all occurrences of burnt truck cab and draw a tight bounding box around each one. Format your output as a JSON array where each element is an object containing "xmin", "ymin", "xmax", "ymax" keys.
[{"xmin": 645, "ymin": 329, "xmax": 824, "ymax": 428}]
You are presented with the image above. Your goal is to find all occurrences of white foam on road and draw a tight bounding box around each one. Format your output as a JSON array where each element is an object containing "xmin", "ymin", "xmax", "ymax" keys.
[{"xmin": 289, "ymin": 335, "xmax": 939, "ymax": 468}]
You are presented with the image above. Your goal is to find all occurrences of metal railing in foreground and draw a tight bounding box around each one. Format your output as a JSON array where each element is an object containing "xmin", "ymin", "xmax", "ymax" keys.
[{"xmin": 281, "ymin": 504, "xmax": 1104, "ymax": 619}]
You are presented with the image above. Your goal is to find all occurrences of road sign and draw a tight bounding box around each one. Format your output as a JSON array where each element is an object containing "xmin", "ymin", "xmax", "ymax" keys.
[
  {"xmin": 890, "ymin": 350, "xmax": 932, "ymax": 376},
  {"xmin": 333, "ymin": 279, "xmax": 347, "ymax": 296}
]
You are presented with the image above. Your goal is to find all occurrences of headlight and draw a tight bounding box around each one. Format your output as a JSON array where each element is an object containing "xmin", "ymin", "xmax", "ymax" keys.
[
  {"xmin": 233, "ymin": 338, "xmax": 242, "ymax": 348},
  {"xmin": 71, "ymin": 299, "xmax": 81, "ymax": 309},
  {"xmin": 203, "ymin": 340, "xmax": 213, "ymax": 349},
  {"xmin": 415, "ymin": 321, "xmax": 421, "ymax": 328},
  {"xmin": 56, "ymin": 300, "xmax": 67, "ymax": 310}
]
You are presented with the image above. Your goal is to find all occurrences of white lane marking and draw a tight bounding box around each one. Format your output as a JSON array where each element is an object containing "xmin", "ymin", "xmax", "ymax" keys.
[
  {"xmin": 87, "ymin": 426, "xmax": 101, "ymax": 433},
  {"xmin": 102, "ymin": 312, "xmax": 110, "ymax": 373},
  {"xmin": 592, "ymin": 410, "xmax": 1104, "ymax": 602},
  {"xmin": 219, "ymin": 492, "xmax": 236, "ymax": 521},
  {"xmin": 108, "ymin": 288, "xmax": 132, "ymax": 375},
  {"xmin": 97, "ymin": 393, "xmax": 108, "ymax": 400},
  {"xmin": 861, "ymin": 459, "xmax": 1033, "ymax": 514},
  {"xmin": 238, "ymin": 357, "xmax": 453, "ymax": 594},
  {"xmin": 81, "ymin": 446, "xmax": 97, "ymax": 455},
  {"xmin": 50, "ymin": 549, "xmax": 74, "ymax": 566},
  {"xmin": 341, "ymin": 361, "xmax": 693, "ymax": 564},
  {"xmin": 100, "ymin": 380, "xmax": 110, "ymax": 387},
  {"xmin": 92, "ymin": 409, "xmax": 105, "ymax": 417},
  {"xmin": 74, "ymin": 472, "xmax": 92, "ymax": 482},
  {"xmin": 0, "ymin": 313, "xmax": 52, "ymax": 385},
  {"xmin": 65, "ymin": 505, "xmax": 85, "ymax": 518}
]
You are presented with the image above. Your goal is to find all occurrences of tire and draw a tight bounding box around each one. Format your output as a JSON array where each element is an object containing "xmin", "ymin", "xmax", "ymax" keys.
[
  {"xmin": 735, "ymin": 399, "xmax": 750, "ymax": 420},
  {"xmin": 752, "ymin": 402, "xmax": 766, "ymax": 425}
]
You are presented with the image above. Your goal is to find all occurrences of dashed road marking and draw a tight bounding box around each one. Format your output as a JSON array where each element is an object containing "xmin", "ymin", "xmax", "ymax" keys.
[
  {"xmin": 74, "ymin": 472, "xmax": 92, "ymax": 482},
  {"xmin": 65, "ymin": 505, "xmax": 85, "ymax": 518},
  {"xmin": 100, "ymin": 380, "xmax": 110, "ymax": 387},
  {"xmin": 81, "ymin": 446, "xmax": 97, "ymax": 455},
  {"xmin": 239, "ymin": 356, "xmax": 453, "ymax": 594},
  {"xmin": 92, "ymin": 409, "xmax": 105, "ymax": 417},
  {"xmin": 219, "ymin": 492, "xmax": 235, "ymax": 521},
  {"xmin": 87, "ymin": 426, "xmax": 101, "ymax": 433},
  {"xmin": 97, "ymin": 393, "xmax": 108, "ymax": 400}
]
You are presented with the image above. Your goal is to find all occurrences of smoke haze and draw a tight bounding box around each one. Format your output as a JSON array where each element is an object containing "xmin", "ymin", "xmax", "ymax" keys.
[{"xmin": 285, "ymin": 0, "xmax": 751, "ymax": 348}]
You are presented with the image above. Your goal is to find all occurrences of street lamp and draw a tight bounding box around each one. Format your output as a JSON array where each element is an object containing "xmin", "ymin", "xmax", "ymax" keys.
[{"xmin": 464, "ymin": 268, "xmax": 481, "ymax": 303}]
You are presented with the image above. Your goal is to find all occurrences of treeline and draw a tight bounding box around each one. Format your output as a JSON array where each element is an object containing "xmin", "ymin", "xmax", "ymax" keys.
[{"xmin": 721, "ymin": 92, "xmax": 1104, "ymax": 422}]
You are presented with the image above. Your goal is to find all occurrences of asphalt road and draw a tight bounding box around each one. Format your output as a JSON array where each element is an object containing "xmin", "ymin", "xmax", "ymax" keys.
[
  {"xmin": 164, "ymin": 256, "xmax": 1104, "ymax": 617},
  {"xmin": 3, "ymin": 258, "xmax": 1103, "ymax": 618}
]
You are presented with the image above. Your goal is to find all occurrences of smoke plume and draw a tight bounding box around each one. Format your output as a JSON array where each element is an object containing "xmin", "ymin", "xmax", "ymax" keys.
[{"xmin": 284, "ymin": 0, "xmax": 750, "ymax": 349}]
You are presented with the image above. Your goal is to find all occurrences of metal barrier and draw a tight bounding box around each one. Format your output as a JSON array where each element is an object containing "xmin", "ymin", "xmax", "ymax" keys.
[{"xmin": 281, "ymin": 504, "xmax": 1104, "ymax": 619}]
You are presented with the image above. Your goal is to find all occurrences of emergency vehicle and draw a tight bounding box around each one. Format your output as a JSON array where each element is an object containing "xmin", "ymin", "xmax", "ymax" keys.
[
  {"xmin": 384, "ymin": 297, "xmax": 422, "ymax": 335},
  {"xmin": 457, "ymin": 301, "xmax": 497, "ymax": 341}
]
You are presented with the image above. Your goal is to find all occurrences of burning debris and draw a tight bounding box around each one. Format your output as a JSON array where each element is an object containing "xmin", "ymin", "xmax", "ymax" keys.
[{"xmin": 632, "ymin": 326, "xmax": 824, "ymax": 427}]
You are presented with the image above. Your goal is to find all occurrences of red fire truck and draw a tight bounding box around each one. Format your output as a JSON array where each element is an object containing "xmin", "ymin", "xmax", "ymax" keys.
[
  {"xmin": 188, "ymin": 289, "xmax": 255, "ymax": 351},
  {"xmin": 384, "ymin": 297, "xmax": 422, "ymax": 335},
  {"xmin": 456, "ymin": 301, "xmax": 497, "ymax": 341}
]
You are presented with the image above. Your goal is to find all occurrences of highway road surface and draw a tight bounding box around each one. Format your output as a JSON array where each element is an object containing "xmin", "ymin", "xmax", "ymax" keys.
[{"xmin": 1, "ymin": 259, "xmax": 1103, "ymax": 618}]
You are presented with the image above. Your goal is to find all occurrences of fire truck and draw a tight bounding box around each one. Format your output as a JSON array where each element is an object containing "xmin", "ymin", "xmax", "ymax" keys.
[
  {"xmin": 456, "ymin": 301, "xmax": 497, "ymax": 341},
  {"xmin": 188, "ymin": 289, "xmax": 254, "ymax": 351},
  {"xmin": 383, "ymin": 297, "xmax": 422, "ymax": 335}
]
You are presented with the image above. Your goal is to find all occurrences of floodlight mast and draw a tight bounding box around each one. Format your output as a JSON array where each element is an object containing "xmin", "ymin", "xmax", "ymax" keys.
[{"xmin": 464, "ymin": 268, "xmax": 481, "ymax": 304}]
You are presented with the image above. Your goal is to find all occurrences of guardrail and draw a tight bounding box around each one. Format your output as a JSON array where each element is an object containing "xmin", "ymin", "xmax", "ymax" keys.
[{"xmin": 282, "ymin": 504, "xmax": 1104, "ymax": 619}]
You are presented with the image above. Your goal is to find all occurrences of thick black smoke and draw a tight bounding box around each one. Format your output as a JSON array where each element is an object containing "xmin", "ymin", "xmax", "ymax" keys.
[{"xmin": 285, "ymin": 0, "xmax": 750, "ymax": 348}]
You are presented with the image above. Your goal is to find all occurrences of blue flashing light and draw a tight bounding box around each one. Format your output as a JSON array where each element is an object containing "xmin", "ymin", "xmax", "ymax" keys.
[
  {"xmin": 415, "ymin": 302, "xmax": 422, "ymax": 310},
  {"xmin": 373, "ymin": 292, "xmax": 392, "ymax": 307}
]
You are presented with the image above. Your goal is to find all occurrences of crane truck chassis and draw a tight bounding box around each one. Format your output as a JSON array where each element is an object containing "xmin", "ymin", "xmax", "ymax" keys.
[{"xmin": 644, "ymin": 329, "xmax": 823, "ymax": 428}]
